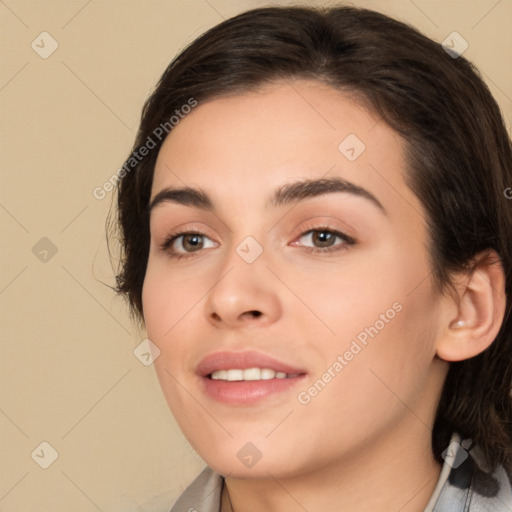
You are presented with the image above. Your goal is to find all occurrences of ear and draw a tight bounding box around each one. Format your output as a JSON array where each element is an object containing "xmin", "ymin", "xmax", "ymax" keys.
[{"xmin": 436, "ymin": 249, "xmax": 506, "ymax": 362}]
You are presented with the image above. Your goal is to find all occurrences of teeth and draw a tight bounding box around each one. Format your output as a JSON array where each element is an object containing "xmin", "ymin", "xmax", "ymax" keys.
[
  {"xmin": 260, "ymin": 368, "xmax": 275, "ymax": 380},
  {"xmin": 210, "ymin": 368, "xmax": 299, "ymax": 381},
  {"xmin": 243, "ymin": 368, "xmax": 262, "ymax": 380},
  {"xmin": 226, "ymin": 369, "xmax": 244, "ymax": 381}
]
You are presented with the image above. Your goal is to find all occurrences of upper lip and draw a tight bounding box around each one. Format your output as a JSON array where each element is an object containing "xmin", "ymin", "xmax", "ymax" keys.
[{"xmin": 196, "ymin": 350, "xmax": 307, "ymax": 377}]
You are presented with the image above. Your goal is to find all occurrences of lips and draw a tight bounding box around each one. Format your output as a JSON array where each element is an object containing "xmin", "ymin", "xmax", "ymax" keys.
[
  {"xmin": 196, "ymin": 350, "xmax": 307, "ymax": 405},
  {"xmin": 196, "ymin": 350, "xmax": 306, "ymax": 378}
]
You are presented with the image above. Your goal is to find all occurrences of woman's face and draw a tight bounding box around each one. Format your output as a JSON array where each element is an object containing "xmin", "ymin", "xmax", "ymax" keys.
[{"xmin": 142, "ymin": 80, "xmax": 448, "ymax": 478}]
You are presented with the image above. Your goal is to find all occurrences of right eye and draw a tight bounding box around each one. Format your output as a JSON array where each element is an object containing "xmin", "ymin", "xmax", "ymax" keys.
[{"xmin": 160, "ymin": 231, "xmax": 217, "ymax": 258}]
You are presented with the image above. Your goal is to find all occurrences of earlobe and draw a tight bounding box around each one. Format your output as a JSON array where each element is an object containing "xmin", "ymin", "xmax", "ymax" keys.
[{"xmin": 436, "ymin": 250, "xmax": 506, "ymax": 362}]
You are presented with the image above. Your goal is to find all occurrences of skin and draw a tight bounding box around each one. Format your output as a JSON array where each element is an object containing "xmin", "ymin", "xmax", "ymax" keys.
[{"xmin": 141, "ymin": 80, "xmax": 505, "ymax": 512}]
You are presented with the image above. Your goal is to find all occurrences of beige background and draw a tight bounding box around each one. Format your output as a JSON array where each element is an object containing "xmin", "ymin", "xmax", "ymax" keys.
[{"xmin": 1, "ymin": 0, "xmax": 511, "ymax": 510}]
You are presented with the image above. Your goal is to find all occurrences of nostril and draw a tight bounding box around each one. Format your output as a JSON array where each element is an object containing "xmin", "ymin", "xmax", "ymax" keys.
[{"xmin": 210, "ymin": 310, "xmax": 262, "ymax": 322}]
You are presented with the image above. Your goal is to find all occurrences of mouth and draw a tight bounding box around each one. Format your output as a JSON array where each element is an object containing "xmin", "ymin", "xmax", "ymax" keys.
[
  {"xmin": 197, "ymin": 351, "xmax": 307, "ymax": 405},
  {"xmin": 209, "ymin": 368, "xmax": 302, "ymax": 381}
]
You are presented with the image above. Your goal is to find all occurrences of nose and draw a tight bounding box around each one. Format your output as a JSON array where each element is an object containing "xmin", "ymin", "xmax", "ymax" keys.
[{"xmin": 203, "ymin": 248, "xmax": 282, "ymax": 329}]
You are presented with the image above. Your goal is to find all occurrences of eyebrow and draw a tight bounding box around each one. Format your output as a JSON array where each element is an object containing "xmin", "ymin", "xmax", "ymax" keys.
[{"xmin": 148, "ymin": 177, "xmax": 386, "ymax": 214}]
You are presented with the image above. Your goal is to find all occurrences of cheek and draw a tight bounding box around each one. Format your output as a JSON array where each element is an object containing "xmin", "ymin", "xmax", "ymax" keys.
[
  {"xmin": 141, "ymin": 267, "xmax": 198, "ymax": 420},
  {"xmin": 142, "ymin": 257, "xmax": 204, "ymax": 341},
  {"xmin": 299, "ymin": 247, "xmax": 439, "ymax": 405},
  {"xmin": 141, "ymin": 262, "xmax": 199, "ymax": 399},
  {"xmin": 291, "ymin": 286, "xmax": 439, "ymax": 461}
]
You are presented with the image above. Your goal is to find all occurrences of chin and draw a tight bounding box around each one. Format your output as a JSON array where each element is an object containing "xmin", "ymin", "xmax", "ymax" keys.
[{"xmin": 192, "ymin": 436, "xmax": 310, "ymax": 480}]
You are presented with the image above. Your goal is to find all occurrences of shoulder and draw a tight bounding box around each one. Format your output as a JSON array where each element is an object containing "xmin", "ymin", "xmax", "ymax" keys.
[
  {"xmin": 169, "ymin": 467, "xmax": 224, "ymax": 512},
  {"xmin": 429, "ymin": 433, "xmax": 512, "ymax": 511}
]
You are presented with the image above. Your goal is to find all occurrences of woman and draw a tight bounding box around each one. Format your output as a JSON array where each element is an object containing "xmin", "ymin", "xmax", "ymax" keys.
[{"xmin": 112, "ymin": 5, "xmax": 512, "ymax": 511}]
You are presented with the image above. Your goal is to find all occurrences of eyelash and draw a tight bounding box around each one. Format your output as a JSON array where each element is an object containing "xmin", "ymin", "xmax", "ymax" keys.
[{"xmin": 159, "ymin": 226, "xmax": 356, "ymax": 260}]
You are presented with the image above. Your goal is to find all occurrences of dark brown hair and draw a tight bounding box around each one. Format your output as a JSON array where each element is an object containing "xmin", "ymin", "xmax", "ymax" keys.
[{"xmin": 111, "ymin": 6, "xmax": 512, "ymax": 472}]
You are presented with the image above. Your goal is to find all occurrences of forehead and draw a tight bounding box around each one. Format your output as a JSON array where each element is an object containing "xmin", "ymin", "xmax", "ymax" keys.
[{"xmin": 151, "ymin": 79, "xmax": 419, "ymax": 220}]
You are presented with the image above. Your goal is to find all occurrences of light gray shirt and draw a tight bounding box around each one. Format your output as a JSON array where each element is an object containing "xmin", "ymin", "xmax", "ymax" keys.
[{"xmin": 170, "ymin": 433, "xmax": 512, "ymax": 511}]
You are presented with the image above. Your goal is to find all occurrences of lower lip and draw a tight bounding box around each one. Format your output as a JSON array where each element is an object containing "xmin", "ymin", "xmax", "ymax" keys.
[{"xmin": 200, "ymin": 375, "xmax": 306, "ymax": 405}]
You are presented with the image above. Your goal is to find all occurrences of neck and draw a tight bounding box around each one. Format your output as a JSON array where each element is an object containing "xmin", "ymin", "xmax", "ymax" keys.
[{"xmin": 222, "ymin": 422, "xmax": 442, "ymax": 512}]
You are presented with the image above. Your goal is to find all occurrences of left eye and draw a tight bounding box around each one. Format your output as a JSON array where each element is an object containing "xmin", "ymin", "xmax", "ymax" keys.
[{"xmin": 294, "ymin": 228, "xmax": 354, "ymax": 251}]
